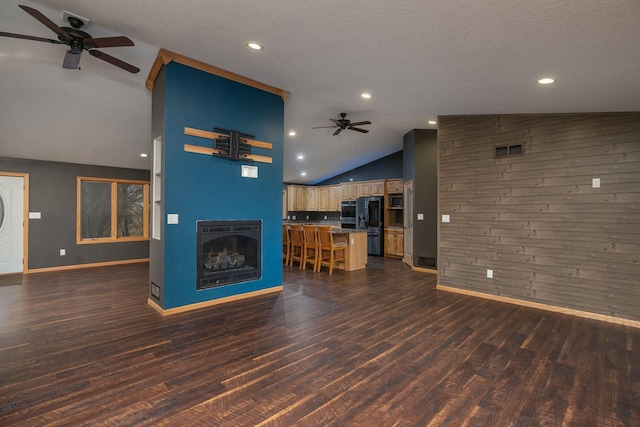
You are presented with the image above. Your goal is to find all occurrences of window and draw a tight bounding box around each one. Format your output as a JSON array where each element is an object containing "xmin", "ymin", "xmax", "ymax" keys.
[{"xmin": 77, "ymin": 177, "xmax": 149, "ymax": 243}]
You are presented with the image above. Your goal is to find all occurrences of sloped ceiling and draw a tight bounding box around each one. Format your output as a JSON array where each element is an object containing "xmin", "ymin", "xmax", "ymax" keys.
[{"xmin": 1, "ymin": 0, "xmax": 639, "ymax": 183}]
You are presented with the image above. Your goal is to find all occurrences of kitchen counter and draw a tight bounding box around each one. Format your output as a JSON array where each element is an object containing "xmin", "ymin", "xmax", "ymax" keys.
[{"xmin": 285, "ymin": 223, "xmax": 367, "ymax": 271}]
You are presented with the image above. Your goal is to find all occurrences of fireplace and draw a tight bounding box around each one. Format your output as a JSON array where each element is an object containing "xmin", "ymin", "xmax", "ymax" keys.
[{"xmin": 196, "ymin": 220, "xmax": 261, "ymax": 290}]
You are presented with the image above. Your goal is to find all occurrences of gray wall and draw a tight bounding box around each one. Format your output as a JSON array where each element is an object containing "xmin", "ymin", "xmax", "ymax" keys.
[
  {"xmin": 317, "ymin": 150, "xmax": 403, "ymax": 185},
  {"xmin": 404, "ymin": 130, "xmax": 438, "ymax": 268},
  {"xmin": 0, "ymin": 156, "xmax": 149, "ymax": 270},
  {"xmin": 437, "ymin": 113, "xmax": 640, "ymax": 322}
]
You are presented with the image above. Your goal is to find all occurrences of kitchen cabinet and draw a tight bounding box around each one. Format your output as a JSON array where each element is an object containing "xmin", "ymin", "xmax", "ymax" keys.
[
  {"xmin": 306, "ymin": 187, "xmax": 317, "ymax": 211},
  {"xmin": 316, "ymin": 187, "xmax": 329, "ymax": 211},
  {"xmin": 356, "ymin": 180, "xmax": 384, "ymax": 197},
  {"xmin": 385, "ymin": 178, "xmax": 403, "ymax": 194},
  {"xmin": 287, "ymin": 185, "xmax": 339, "ymax": 212},
  {"xmin": 341, "ymin": 183, "xmax": 358, "ymax": 200},
  {"xmin": 287, "ymin": 185, "xmax": 308, "ymax": 211},
  {"xmin": 384, "ymin": 227, "xmax": 404, "ymax": 257},
  {"xmin": 329, "ymin": 185, "xmax": 341, "ymax": 211}
]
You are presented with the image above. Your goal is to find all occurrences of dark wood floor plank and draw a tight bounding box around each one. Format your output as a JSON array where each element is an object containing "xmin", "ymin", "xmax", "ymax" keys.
[{"xmin": 1, "ymin": 259, "xmax": 639, "ymax": 426}]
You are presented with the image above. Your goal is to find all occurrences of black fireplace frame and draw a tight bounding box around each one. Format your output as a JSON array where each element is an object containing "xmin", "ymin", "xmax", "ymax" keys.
[{"xmin": 196, "ymin": 219, "xmax": 262, "ymax": 290}]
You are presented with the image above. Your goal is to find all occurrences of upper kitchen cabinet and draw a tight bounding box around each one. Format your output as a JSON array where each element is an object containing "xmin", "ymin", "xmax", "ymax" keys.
[
  {"xmin": 316, "ymin": 185, "xmax": 341, "ymax": 212},
  {"xmin": 385, "ymin": 178, "xmax": 403, "ymax": 194},
  {"xmin": 341, "ymin": 183, "xmax": 358, "ymax": 201},
  {"xmin": 356, "ymin": 180, "xmax": 385, "ymax": 198}
]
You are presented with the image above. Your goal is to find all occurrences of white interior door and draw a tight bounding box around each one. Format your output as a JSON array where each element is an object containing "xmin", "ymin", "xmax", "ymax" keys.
[{"xmin": 0, "ymin": 176, "xmax": 24, "ymax": 274}]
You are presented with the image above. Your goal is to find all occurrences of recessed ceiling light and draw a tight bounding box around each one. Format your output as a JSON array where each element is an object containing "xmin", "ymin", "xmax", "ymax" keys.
[
  {"xmin": 428, "ymin": 120, "xmax": 437, "ymax": 125},
  {"xmin": 140, "ymin": 153, "xmax": 148, "ymax": 158},
  {"xmin": 297, "ymin": 154, "xmax": 304, "ymax": 160},
  {"xmin": 289, "ymin": 131, "xmax": 296, "ymax": 136},
  {"xmin": 361, "ymin": 93, "xmax": 371, "ymax": 99},
  {"xmin": 537, "ymin": 77, "xmax": 555, "ymax": 85},
  {"xmin": 247, "ymin": 42, "xmax": 262, "ymax": 50},
  {"xmin": 301, "ymin": 171, "xmax": 307, "ymax": 176}
]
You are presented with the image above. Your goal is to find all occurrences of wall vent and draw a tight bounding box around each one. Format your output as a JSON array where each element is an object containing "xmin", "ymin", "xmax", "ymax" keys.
[
  {"xmin": 150, "ymin": 282, "xmax": 161, "ymax": 300},
  {"xmin": 417, "ymin": 256, "xmax": 436, "ymax": 268},
  {"xmin": 495, "ymin": 144, "xmax": 523, "ymax": 158}
]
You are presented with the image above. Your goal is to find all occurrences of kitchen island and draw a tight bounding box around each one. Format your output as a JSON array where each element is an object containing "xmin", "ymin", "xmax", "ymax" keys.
[
  {"xmin": 285, "ymin": 223, "xmax": 367, "ymax": 272},
  {"xmin": 331, "ymin": 228, "xmax": 367, "ymax": 271}
]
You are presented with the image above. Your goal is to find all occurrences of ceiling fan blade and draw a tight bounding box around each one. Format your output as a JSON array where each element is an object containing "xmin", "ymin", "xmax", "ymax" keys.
[
  {"xmin": 330, "ymin": 119, "xmax": 342, "ymax": 126},
  {"xmin": 84, "ymin": 36, "xmax": 135, "ymax": 49},
  {"xmin": 348, "ymin": 121, "xmax": 371, "ymax": 127},
  {"xmin": 19, "ymin": 5, "xmax": 70, "ymax": 40},
  {"xmin": 0, "ymin": 31, "xmax": 62, "ymax": 44},
  {"xmin": 89, "ymin": 49, "xmax": 140, "ymax": 73},
  {"xmin": 312, "ymin": 126, "xmax": 339, "ymax": 129},
  {"xmin": 333, "ymin": 128, "xmax": 342, "ymax": 136},
  {"xmin": 348, "ymin": 127, "xmax": 369, "ymax": 133}
]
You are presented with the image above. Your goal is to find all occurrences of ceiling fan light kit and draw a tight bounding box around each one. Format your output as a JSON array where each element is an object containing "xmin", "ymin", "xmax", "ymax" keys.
[
  {"xmin": 0, "ymin": 4, "xmax": 139, "ymax": 73},
  {"xmin": 312, "ymin": 112, "xmax": 372, "ymax": 136}
]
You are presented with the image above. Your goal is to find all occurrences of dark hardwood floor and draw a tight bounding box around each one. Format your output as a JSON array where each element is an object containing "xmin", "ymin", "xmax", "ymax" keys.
[{"xmin": 0, "ymin": 258, "xmax": 639, "ymax": 426}]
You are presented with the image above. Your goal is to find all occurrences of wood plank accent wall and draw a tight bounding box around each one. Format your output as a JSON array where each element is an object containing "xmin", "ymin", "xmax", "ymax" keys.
[{"xmin": 437, "ymin": 113, "xmax": 640, "ymax": 322}]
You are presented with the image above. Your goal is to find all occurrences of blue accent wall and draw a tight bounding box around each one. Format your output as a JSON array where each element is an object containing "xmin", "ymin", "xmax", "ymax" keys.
[{"xmin": 162, "ymin": 62, "xmax": 283, "ymax": 309}]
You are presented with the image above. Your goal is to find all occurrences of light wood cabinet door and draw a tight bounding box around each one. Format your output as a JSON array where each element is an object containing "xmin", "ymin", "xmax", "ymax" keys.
[
  {"xmin": 306, "ymin": 187, "xmax": 317, "ymax": 211},
  {"xmin": 386, "ymin": 179, "xmax": 403, "ymax": 194},
  {"xmin": 287, "ymin": 185, "xmax": 299, "ymax": 211},
  {"xmin": 357, "ymin": 180, "xmax": 384, "ymax": 197},
  {"xmin": 287, "ymin": 185, "xmax": 309, "ymax": 211},
  {"xmin": 341, "ymin": 183, "xmax": 358, "ymax": 200},
  {"xmin": 384, "ymin": 228, "xmax": 404, "ymax": 257},
  {"xmin": 329, "ymin": 185, "xmax": 341, "ymax": 211},
  {"xmin": 316, "ymin": 187, "xmax": 329, "ymax": 211},
  {"xmin": 371, "ymin": 180, "xmax": 385, "ymax": 196}
]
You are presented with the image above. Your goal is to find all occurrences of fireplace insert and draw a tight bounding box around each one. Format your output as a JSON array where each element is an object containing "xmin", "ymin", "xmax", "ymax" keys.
[{"xmin": 196, "ymin": 220, "xmax": 261, "ymax": 290}]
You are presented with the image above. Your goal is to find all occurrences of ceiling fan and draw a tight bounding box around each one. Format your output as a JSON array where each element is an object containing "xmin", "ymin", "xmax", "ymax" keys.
[
  {"xmin": 312, "ymin": 112, "xmax": 372, "ymax": 136},
  {"xmin": 0, "ymin": 5, "xmax": 139, "ymax": 73}
]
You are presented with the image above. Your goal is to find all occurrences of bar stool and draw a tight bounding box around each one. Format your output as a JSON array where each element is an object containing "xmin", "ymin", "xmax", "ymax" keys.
[
  {"xmin": 302, "ymin": 225, "xmax": 320, "ymax": 271},
  {"xmin": 283, "ymin": 224, "xmax": 291, "ymax": 265},
  {"xmin": 317, "ymin": 226, "xmax": 348, "ymax": 274},
  {"xmin": 289, "ymin": 224, "xmax": 305, "ymax": 268}
]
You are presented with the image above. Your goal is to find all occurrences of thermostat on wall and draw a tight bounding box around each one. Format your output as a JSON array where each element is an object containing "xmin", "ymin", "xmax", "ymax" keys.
[{"xmin": 242, "ymin": 165, "xmax": 258, "ymax": 178}]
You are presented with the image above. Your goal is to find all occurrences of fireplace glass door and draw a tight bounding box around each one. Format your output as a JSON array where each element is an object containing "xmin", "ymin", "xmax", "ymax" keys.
[{"xmin": 197, "ymin": 220, "xmax": 261, "ymax": 289}]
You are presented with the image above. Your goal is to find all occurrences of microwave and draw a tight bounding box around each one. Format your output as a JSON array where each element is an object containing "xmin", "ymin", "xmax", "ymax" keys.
[{"xmin": 389, "ymin": 195, "xmax": 403, "ymax": 207}]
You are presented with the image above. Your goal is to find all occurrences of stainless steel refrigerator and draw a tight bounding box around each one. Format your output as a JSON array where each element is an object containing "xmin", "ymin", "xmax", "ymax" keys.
[{"xmin": 356, "ymin": 196, "xmax": 384, "ymax": 256}]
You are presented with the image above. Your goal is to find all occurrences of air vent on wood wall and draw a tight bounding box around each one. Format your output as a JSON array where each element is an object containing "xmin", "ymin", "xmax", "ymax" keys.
[
  {"xmin": 417, "ymin": 257, "xmax": 436, "ymax": 268},
  {"xmin": 495, "ymin": 144, "xmax": 523, "ymax": 158}
]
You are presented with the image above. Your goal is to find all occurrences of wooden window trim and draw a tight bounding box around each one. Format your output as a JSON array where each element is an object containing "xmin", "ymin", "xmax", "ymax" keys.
[{"xmin": 76, "ymin": 177, "xmax": 150, "ymax": 244}]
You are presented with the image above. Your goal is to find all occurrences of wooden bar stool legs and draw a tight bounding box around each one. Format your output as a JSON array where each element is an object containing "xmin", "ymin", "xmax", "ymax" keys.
[
  {"xmin": 303, "ymin": 225, "xmax": 320, "ymax": 271},
  {"xmin": 289, "ymin": 225, "xmax": 305, "ymax": 268},
  {"xmin": 283, "ymin": 225, "xmax": 291, "ymax": 265},
  {"xmin": 317, "ymin": 226, "xmax": 348, "ymax": 274}
]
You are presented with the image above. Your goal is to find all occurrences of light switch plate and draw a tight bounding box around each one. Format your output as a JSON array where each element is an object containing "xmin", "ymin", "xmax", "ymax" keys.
[
  {"xmin": 442, "ymin": 214, "xmax": 450, "ymax": 223},
  {"xmin": 29, "ymin": 212, "xmax": 42, "ymax": 219},
  {"xmin": 487, "ymin": 269, "xmax": 493, "ymax": 278},
  {"xmin": 417, "ymin": 213, "xmax": 424, "ymax": 220},
  {"xmin": 167, "ymin": 214, "xmax": 179, "ymax": 224},
  {"xmin": 592, "ymin": 178, "xmax": 600, "ymax": 188}
]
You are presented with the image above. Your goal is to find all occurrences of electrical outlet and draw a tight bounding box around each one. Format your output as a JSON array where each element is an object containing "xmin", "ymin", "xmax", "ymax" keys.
[
  {"xmin": 487, "ymin": 269, "xmax": 493, "ymax": 278},
  {"xmin": 60, "ymin": 249, "xmax": 66, "ymax": 256}
]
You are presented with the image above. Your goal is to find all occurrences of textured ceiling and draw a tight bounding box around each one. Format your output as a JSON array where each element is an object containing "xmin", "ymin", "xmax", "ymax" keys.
[{"xmin": 1, "ymin": 0, "xmax": 639, "ymax": 183}]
